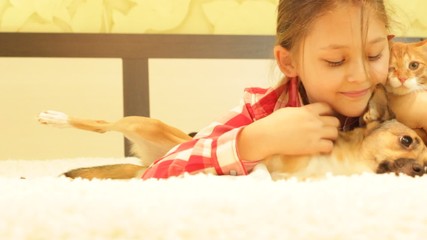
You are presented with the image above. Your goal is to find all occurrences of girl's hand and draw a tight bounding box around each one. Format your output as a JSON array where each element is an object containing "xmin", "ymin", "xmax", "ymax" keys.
[{"xmin": 237, "ymin": 103, "xmax": 340, "ymax": 161}]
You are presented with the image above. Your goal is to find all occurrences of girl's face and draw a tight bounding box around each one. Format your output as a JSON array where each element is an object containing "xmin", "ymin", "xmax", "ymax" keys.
[{"xmin": 296, "ymin": 5, "xmax": 390, "ymax": 117}]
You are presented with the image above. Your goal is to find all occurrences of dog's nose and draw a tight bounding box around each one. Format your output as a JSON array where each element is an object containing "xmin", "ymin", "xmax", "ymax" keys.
[
  {"xmin": 411, "ymin": 163, "xmax": 424, "ymax": 176},
  {"xmin": 377, "ymin": 159, "xmax": 425, "ymax": 177}
]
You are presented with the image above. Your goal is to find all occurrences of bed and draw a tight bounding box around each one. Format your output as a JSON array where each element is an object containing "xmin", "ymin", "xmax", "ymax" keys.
[{"xmin": 0, "ymin": 33, "xmax": 426, "ymax": 239}]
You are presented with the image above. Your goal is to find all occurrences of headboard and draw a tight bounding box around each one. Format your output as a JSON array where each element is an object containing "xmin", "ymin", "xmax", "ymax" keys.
[
  {"xmin": 0, "ymin": 33, "xmax": 275, "ymax": 117},
  {"xmin": 0, "ymin": 33, "xmax": 275, "ymax": 155}
]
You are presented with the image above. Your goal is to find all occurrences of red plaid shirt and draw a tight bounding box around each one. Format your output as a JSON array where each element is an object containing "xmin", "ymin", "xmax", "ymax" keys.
[{"xmin": 142, "ymin": 77, "xmax": 302, "ymax": 179}]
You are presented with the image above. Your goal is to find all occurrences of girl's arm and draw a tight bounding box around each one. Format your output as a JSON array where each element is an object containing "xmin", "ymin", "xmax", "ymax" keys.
[
  {"xmin": 141, "ymin": 104, "xmax": 256, "ymax": 179},
  {"xmin": 141, "ymin": 85, "xmax": 285, "ymax": 180}
]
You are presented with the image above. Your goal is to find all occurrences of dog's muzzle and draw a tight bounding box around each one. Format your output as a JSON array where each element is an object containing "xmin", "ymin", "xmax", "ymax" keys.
[{"xmin": 376, "ymin": 158, "xmax": 425, "ymax": 177}]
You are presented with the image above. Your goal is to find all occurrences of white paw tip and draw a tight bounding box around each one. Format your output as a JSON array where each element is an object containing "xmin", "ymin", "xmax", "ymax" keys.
[{"xmin": 38, "ymin": 110, "xmax": 70, "ymax": 127}]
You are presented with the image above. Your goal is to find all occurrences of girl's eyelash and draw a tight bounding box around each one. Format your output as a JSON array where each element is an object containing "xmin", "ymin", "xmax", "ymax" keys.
[
  {"xmin": 368, "ymin": 53, "xmax": 382, "ymax": 61},
  {"xmin": 326, "ymin": 59, "xmax": 345, "ymax": 67},
  {"xmin": 325, "ymin": 53, "xmax": 382, "ymax": 67}
]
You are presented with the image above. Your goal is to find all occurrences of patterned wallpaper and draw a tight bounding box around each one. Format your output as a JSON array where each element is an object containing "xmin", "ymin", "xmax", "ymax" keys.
[
  {"xmin": 0, "ymin": 0, "xmax": 425, "ymax": 37},
  {"xmin": 387, "ymin": 0, "xmax": 427, "ymax": 37}
]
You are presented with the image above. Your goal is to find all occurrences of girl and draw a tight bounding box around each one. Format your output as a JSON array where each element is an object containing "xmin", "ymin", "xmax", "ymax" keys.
[{"xmin": 142, "ymin": 0, "xmax": 392, "ymax": 179}]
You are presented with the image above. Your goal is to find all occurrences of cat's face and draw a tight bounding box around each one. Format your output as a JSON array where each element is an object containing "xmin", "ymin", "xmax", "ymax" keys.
[{"xmin": 386, "ymin": 40, "xmax": 427, "ymax": 95}]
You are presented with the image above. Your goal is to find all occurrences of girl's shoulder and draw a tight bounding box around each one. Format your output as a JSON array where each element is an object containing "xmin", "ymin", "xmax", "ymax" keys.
[
  {"xmin": 242, "ymin": 78, "xmax": 299, "ymax": 120},
  {"xmin": 242, "ymin": 84, "xmax": 286, "ymax": 105}
]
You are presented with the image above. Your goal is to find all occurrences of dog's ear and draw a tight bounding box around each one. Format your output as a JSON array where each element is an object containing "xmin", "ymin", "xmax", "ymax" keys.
[{"xmin": 361, "ymin": 84, "xmax": 395, "ymax": 125}]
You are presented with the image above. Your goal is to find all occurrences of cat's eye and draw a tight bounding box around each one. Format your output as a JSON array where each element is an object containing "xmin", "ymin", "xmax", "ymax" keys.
[{"xmin": 408, "ymin": 61, "xmax": 420, "ymax": 70}]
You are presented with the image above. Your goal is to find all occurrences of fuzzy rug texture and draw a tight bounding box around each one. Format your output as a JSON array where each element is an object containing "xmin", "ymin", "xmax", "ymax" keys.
[{"xmin": 1, "ymin": 157, "xmax": 427, "ymax": 240}]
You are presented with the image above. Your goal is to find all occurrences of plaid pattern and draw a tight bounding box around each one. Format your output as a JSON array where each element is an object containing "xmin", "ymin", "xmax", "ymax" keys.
[{"xmin": 142, "ymin": 77, "xmax": 301, "ymax": 179}]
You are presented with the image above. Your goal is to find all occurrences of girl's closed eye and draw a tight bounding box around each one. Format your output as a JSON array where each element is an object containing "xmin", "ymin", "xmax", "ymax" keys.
[
  {"xmin": 368, "ymin": 52, "xmax": 383, "ymax": 61},
  {"xmin": 324, "ymin": 52, "xmax": 383, "ymax": 67},
  {"xmin": 324, "ymin": 58, "xmax": 346, "ymax": 67}
]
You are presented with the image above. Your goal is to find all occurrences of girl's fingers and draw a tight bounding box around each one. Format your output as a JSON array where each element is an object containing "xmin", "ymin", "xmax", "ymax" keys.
[
  {"xmin": 321, "ymin": 126, "xmax": 339, "ymax": 141},
  {"xmin": 317, "ymin": 139, "xmax": 334, "ymax": 154},
  {"xmin": 320, "ymin": 116, "xmax": 340, "ymax": 128},
  {"xmin": 304, "ymin": 102, "xmax": 335, "ymax": 116},
  {"xmin": 304, "ymin": 103, "xmax": 341, "ymax": 128}
]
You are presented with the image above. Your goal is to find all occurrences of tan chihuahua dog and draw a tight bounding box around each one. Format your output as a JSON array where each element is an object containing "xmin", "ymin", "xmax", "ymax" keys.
[{"xmin": 38, "ymin": 85, "xmax": 427, "ymax": 180}]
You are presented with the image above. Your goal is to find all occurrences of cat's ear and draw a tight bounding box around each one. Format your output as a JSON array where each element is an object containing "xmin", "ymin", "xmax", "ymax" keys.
[
  {"xmin": 415, "ymin": 39, "xmax": 427, "ymax": 52},
  {"xmin": 274, "ymin": 46, "xmax": 298, "ymax": 77}
]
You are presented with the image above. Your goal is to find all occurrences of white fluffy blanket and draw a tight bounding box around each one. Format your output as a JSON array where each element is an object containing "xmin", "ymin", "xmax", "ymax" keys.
[{"xmin": 1, "ymin": 157, "xmax": 427, "ymax": 240}]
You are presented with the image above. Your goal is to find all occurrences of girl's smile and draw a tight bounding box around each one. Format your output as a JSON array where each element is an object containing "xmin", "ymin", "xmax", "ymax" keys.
[{"xmin": 339, "ymin": 87, "xmax": 371, "ymax": 99}]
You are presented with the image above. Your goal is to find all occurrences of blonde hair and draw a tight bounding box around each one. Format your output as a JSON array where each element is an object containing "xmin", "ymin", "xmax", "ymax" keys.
[{"xmin": 276, "ymin": 0, "xmax": 390, "ymax": 52}]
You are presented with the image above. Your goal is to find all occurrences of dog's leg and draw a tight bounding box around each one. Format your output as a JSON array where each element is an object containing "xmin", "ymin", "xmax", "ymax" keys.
[
  {"xmin": 38, "ymin": 110, "xmax": 118, "ymax": 133},
  {"xmin": 63, "ymin": 164, "xmax": 147, "ymax": 180},
  {"xmin": 38, "ymin": 110, "xmax": 191, "ymax": 143},
  {"xmin": 38, "ymin": 111, "xmax": 122, "ymax": 133},
  {"xmin": 38, "ymin": 110, "xmax": 192, "ymax": 164}
]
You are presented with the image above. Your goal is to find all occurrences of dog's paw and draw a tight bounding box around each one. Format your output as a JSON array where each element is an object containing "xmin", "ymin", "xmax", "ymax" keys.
[{"xmin": 38, "ymin": 110, "xmax": 70, "ymax": 128}]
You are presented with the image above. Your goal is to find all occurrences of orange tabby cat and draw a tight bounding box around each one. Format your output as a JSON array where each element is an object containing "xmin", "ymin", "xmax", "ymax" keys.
[{"xmin": 386, "ymin": 39, "xmax": 427, "ymax": 143}]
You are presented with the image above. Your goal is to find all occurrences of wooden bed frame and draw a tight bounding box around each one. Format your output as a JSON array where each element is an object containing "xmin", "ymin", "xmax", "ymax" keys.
[
  {"xmin": 0, "ymin": 33, "xmax": 422, "ymax": 154},
  {"xmin": 0, "ymin": 33, "xmax": 276, "ymax": 117}
]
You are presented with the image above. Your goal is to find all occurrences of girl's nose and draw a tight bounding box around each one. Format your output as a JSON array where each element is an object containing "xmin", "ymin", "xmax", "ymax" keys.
[{"xmin": 347, "ymin": 60, "xmax": 368, "ymax": 83}]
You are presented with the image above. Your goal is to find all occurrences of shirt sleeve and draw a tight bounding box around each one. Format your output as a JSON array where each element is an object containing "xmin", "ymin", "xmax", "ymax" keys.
[{"xmin": 141, "ymin": 102, "xmax": 257, "ymax": 180}]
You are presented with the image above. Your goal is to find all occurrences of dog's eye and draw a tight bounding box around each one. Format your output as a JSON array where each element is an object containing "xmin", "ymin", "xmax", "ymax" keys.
[{"xmin": 400, "ymin": 135, "xmax": 413, "ymax": 148}]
